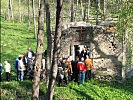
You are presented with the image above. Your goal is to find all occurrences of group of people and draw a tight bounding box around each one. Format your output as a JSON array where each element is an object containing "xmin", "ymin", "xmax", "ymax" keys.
[
  {"xmin": 15, "ymin": 48, "xmax": 36, "ymax": 81},
  {"xmin": 0, "ymin": 46, "xmax": 93, "ymax": 87},
  {"xmin": 0, "ymin": 48, "xmax": 36, "ymax": 82},
  {"xmin": 57, "ymin": 47, "xmax": 93, "ymax": 86}
]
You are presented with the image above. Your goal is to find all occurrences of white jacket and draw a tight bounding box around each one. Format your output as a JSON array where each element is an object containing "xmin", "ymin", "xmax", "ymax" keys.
[
  {"xmin": 18, "ymin": 60, "xmax": 26, "ymax": 71},
  {"xmin": 4, "ymin": 63, "xmax": 11, "ymax": 73}
]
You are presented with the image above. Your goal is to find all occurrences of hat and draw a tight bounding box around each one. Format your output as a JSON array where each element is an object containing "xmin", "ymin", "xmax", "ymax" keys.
[
  {"xmin": 4, "ymin": 61, "xmax": 8, "ymax": 64},
  {"xmin": 18, "ymin": 55, "xmax": 23, "ymax": 57},
  {"xmin": 28, "ymin": 48, "xmax": 31, "ymax": 50}
]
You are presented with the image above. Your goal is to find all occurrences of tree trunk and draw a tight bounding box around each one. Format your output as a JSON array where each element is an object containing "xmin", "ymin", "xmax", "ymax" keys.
[
  {"xmin": 8, "ymin": 0, "xmax": 14, "ymax": 21},
  {"xmin": 83, "ymin": 1, "xmax": 87, "ymax": 21},
  {"xmin": 98, "ymin": 0, "xmax": 100, "ymax": 10},
  {"xmin": 32, "ymin": 0, "xmax": 37, "ymax": 39},
  {"xmin": 104, "ymin": 0, "xmax": 108, "ymax": 20},
  {"xmin": 28, "ymin": 0, "xmax": 31, "ymax": 32},
  {"xmin": 21, "ymin": 0, "xmax": 26, "ymax": 22},
  {"xmin": 18, "ymin": 0, "xmax": 21, "ymax": 22},
  {"xmin": 44, "ymin": 0, "xmax": 52, "ymax": 88},
  {"xmin": 96, "ymin": 0, "xmax": 100, "ymax": 25},
  {"xmin": 70, "ymin": 0, "xmax": 74, "ymax": 22},
  {"xmin": 87, "ymin": 0, "xmax": 90, "ymax": 22},
  {"xmin": 45, "ymin": 0, "xmax": 63, "ymax": 100},
  {"xmin": 39, "ymin": 0, "xmax": 41, "ymax": 10},
  {"xmin": 75, "ymin": 0, "xmax": 79, "ymax": 21},
  {"xmin": 32, "ymin": 0, "xmax": 44, "ymax": 99},
  {"xmin": 80, "ymin": 0, "xmax": 84, "ymax": 20}
]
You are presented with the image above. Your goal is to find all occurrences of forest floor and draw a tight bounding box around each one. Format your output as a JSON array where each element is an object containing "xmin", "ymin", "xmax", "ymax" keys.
[
  {"xmin": 1, "ymin": 21, "xmax": 133, "ymax": 100},
  {"xmin": 1, "ymin": 78, "xmax": 133, "ymax": 100}
]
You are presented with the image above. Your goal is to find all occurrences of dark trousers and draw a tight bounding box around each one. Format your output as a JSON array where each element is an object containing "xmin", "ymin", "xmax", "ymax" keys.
[
  {"xmin": 16, "ymin": 70, "xmax": 19, "ymax": 81},
  {"xmin": 58, "ymin": 76, "xmax": 63, "ymax": 87},
  {"xmin": 86, "ymin": 70, "xmax": 91, "ymax": 80},
  {"xmin": 73, "ymin": 72, "xmax": 79, "ymax": 83},
  {"xmin": 0, "ymin": 72, "xmax": 2, "ymax": 82},
  {"xmin": 6, "ymin": 72, "xmax": 10, "ymax": 81},
  {"xmin": 64, "ymin": 74, "xmax": 68, "ymax": 85}
]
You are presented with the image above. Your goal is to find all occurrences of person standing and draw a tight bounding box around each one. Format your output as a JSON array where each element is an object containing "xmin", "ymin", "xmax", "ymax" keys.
[
  {"xmin": 15, "ymin": 57, "xmax": 19, "ymax": 81},
  {"xmin": 84, "ymin": 48, "xmax": 90, "ymax": 60},
  {"xmin": 4, "ymin": 61, "xmax": 11, "ymax": 81},
  {"xmin": 62, "ymin": 58, "xmax": 69, "ymax": 85},
  {"xmin": 85, "ymin": 55, "xmax": 93, "ymax": 80},
  {"xmin": 27, "ymin": 48, "xmax": 34, "ymax": 70},
  {"xmin": 77, "ymin": 57, "xmax": 86, "ymax": 84},
  {"xmin": 71, "ymin": 56, "xmax": 79, "ymax": 82},
  {"xmin": 18, "ymin": 55, "xmax": 26, "ymax": 81},
  {"xmin": 0, "ymin": 64, "xmax": 2, "ymax": 82},
  {"xmin": 66, "ymin": 57, "xmax": 73, "ymax": 82}
]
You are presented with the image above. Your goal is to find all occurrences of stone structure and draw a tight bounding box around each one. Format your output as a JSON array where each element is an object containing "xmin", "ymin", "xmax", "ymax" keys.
[{"xmin": 60, "ymin": 22, "xmax": 124, "ymax": 81}]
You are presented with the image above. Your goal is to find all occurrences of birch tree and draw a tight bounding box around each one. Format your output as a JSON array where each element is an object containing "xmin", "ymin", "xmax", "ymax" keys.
[
  {"xmin": 87, "ymin": 0, "xmax": 90, "ymax": 21},
  {"xmin": 104, "ymin": 0, "xmax": 109, "ymax": 20},
  {"xmin": 70, "ymin": 0, "xmax": 74, "ymax": 22},
  {"xmin": 45, "ymin": 0, "xmax": 64, "ymax": 99},
  {"xmin": 44, "ymin": 0, "xmax": 52, "ymax": 88},
  {"xmin": 28, "ymin": 0, "xmax": 31, "ymax": 32},
  {"xmin": 8, "ymin": 0, "xmax": 14, "ymax": 21},
  {"xmin": 32, "ymin": 0, "xmax": 44, "ymax": 99},
  {"xmin": 32, "ymin": 0, "xmax": 37, "ymax": 39},
  {"xmin": 18, "ymin": 0, "xmax": 21, "ymax": 22}
]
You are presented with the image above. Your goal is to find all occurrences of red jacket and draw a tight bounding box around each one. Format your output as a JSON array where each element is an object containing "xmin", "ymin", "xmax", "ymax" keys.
[{"xmin": 77, "ymin": 61, "xmax": 86, "ymax": 71}]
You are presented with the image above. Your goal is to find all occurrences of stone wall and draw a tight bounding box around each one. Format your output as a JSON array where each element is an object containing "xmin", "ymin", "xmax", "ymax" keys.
[
  {"xmin": 60, "ymin": 22, "xmax": 125, "ymax": 81},
  {"xmin": 91, "ymin": 26, "xmax": 123, "ymax": 81}
]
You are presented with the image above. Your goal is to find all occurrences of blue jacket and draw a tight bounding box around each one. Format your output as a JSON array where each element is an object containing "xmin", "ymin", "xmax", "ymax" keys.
[
  {"xmin": 15, "ymin": 59, "xmax": 19, "ymax": 70},
  {"xmin": 0, "ymin": 65, "xmax": 2, "ymax": 72}
]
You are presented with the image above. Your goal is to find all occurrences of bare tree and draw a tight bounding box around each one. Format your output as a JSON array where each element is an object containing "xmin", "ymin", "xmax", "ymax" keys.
[
  {"xmin": 38, "ymin": 0, "xmax": 41, "ymax": 10},
  {"xmin": 80, "ymin": 0, "xmax": 84, "ymax": 20},
  {"xmin": 104, "ymin": 0, "xmax": 109, "ymax": 20},
  {"xmin": 87, "ymin": 0, "xmax": 90, "ymax": 21},
  {"xmin": 8, "ymin": 0, "xmax": 14, "ymax": 21},
  {"xmin": 21, "ymin": 0, "xmax": 27, "ymax": 22},
  {"xmin": 44, "ymin": 0, "xmax": 52, "ymax": 88},
  {"xmin": 18, "ymin": 0, "xmax": 21, "ymax": 22},
  {"xmin": 70, "ymin": 0, "xmax": 74, "ymax": 22},
  {"xmin": 32, "ymin": 0, "xmax": 44, "ymax": 99},
  {"xmin": 96, "ymin": 0, "xmax": 100, "ymax": 25},
  {"xmin": 32, "ymin": 0, "xmax": 37, "ymax": 39},
  {"xmin": 83, "ymin": 0, "xmax": 87, "ymax": 21},
  {"xmin": 75, "ymin": 0, "xmax": 79, "ymax": 21},
  {"xmin": 28, "ymin": 0, "xmax": 30, "ymax": 32},
  {"xmin": 45, "ymin": 0, "xmax": 64, "ymax": 99}
]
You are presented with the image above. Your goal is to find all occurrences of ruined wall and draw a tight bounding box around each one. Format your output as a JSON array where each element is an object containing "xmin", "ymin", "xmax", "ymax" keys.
[
  {"xmin": 91, "ymin": 27, "xmax": 123, "ymax": 80},
  {"xmin": 60, "ymin": 23, "xmax": 123, "ymax": 81}
]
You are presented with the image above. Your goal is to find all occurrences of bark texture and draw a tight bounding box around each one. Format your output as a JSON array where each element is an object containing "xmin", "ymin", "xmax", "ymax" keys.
[
  {"xmin": 32, "ymin": 0, "xmax": 37, "ymax": 39},
  {"xmin": 32, "ymin": 0, "xmax": 44, "ymax": 99},
  {"xmin": 18, "ymin": 0, "xmax": 21, "ymax": 22},
  {"xmin": 8, "ymin": 0, "xmax": 14, "ymax": 21},
  {"xmin": 45, "ymin": 0, "xmax": 52, "ymax": 88},
  {"xmin": 45, "ymin": 0, "xmax": 64, "ymax": 100},
  {"xmin": 28, "ymin": 0, "xmax": 31, "ymax": 32}
]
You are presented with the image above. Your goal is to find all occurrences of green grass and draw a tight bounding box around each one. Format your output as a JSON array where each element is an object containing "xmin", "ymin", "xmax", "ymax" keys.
[
  {"xmin": 1, "ymin": 21, "xmax": 47, "ymax": 79},
  {"xmin": 1, "ymin": 78, "xmax": 133, "ymax": 100},
  {"xmin": 54, "ymin": 78, "xmax": 133, "ymax": 100}
]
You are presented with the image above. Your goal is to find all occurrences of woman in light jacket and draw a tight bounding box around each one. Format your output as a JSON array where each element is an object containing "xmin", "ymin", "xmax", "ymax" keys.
[
  {"xmin": 4, "ymin": 61, "xmax": 11, "ymax": 81},
  {"xmin": 18, "ymin": 55, "xmax": 26, "ymax": 81}
]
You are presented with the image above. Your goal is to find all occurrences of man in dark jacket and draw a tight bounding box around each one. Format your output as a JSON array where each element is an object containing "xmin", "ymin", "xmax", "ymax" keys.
[
  {"xmin": 15, "ymin": 57, "xmax": 19, "ymax": 81},
  {"xmin": 0, "ymin": 64, "xmax": 2, "ymax": 82},
  {"xmin": 71, "ymin": 56, "xmax": 79, "ymax": 82}
]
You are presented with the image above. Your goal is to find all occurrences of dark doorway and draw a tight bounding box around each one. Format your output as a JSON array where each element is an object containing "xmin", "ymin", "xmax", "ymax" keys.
[
  {"xmin": 73, "ymin": 45, "xmax": 91, "ymax": 60},
  {"xmin": 74, "ymin": 45, "xmax": 80, "ymax": 59}
]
